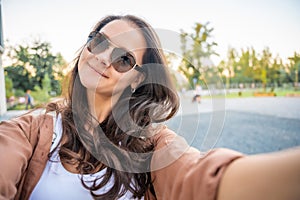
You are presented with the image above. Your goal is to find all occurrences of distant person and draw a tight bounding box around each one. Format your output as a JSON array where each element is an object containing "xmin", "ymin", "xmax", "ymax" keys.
[
  {"xmin": 192, "ymin": 84, "xmax": 202, "ymax": 103},
  {"xmin": 7, "ymin": 96, "xmax": 15, "ymax": 108},
  {"xmin": 0, "ymin": 14, "xmax": 299, "ymax": 200},
  {"xmin": 25, "ymin": 89, "xmax": 34, "ymax": 109}
]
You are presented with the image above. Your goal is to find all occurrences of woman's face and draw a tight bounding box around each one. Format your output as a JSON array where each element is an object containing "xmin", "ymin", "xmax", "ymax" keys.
[{"xmin": 78, "ymin": 20, "xmax": 146, "ymax": 97}]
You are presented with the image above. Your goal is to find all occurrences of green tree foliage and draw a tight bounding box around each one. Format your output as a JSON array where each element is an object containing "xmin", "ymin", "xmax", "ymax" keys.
[
  {"xmin": 31, "ymin": 73, "xmax": 51, "ymax": 103},
  {"xmin": 4, "ymin": 75, "xmax": 13, "ymax": 98},
  {"xmin": 287, "ymin": 52, "xmax": 300, "ymax": 89},
  {"xmin": 258, "ymin": 48, "xmax": 272, "ymax": 91},
  {"xmin": 4, "ymin": 39, "xmax": 67, "ymax": 96},
  {"xmin": 222, "ymin": 48, "xmax": 238, "ymax": 89},
  {"xmin": 236, "ymin": 48, "xmax": 254, "ymax": 83},
  {"xmin": 217, "ymin": 47, "xmax": 299, "ymax": 90},
  {"xmin": 164, "ymin": 52, "xmax": 189, "ymax": 90},
  {"xmin": 179, "ymin": 22, "xmax": 218, "ymax": 89},
  {"xmin": 4, "ymin": 65, "xmax": 32, "ymax": 91},
  {"xmin": 269, "ymin": 56, "xmax": 282, "ymax": 87}
]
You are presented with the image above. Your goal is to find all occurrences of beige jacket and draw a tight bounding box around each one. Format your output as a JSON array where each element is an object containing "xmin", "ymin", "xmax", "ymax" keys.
[{"xmin": 0, "ymin": 114, "xmax": 242, "ymax": 200}]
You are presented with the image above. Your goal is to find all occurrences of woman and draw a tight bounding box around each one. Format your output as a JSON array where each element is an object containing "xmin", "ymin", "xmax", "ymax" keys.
[{"xmin": 0, "ymin": 15, "xmax": 299, "ymax": 200}]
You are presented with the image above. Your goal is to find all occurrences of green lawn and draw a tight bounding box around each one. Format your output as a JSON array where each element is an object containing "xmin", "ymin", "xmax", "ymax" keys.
[{"xmin": 225, "ymin": 89, "xmax": 300, "ymax": 98}]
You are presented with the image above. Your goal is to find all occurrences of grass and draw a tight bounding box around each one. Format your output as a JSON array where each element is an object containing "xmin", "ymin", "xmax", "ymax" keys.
[
  {"xmin": 7, "ymin": 103, "xmax": 27, "ymax": 111},
  {"xmin": 7, "ymin": 88, "xmax": 300, "ymax": 110},
  {"xmin": 274, "ymin": 89, "xmax": 300, "ymax": 96},
  {"xmin": 224, "ymin": 89, "xmax": 300, "ymax": 98}
]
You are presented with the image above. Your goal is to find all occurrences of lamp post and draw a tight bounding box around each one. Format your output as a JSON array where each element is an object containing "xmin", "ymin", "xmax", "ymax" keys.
[{"xmin": 0, "ymin": 0, "xmax": 7, "ymax": 116}]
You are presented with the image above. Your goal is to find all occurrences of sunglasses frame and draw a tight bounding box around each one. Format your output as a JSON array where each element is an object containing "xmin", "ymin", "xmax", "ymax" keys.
[{"xmin": 86, "ymin": 31, "xmax": 144, "ymax": 73}]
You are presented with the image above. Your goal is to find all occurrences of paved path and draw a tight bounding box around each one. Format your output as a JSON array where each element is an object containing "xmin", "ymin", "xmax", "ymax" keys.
[
  {"xmin": 1, "ymin": 97, "xmax": 300, "ymax": 155},
  {"xmin": 0, "ymin": 110, "xmax": 28, "ymax": 121},
  {"xmin": 167, "ymin": 96, "xmax": 300, "ymax": 154},
  {"xmin": 178, "ymin": 96, "xmax": 300, "ymax": 119}
]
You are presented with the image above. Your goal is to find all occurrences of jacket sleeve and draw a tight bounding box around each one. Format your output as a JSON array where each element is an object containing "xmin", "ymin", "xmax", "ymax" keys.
[
  {"xmin": 0, "ymin": 115, "xmax": 37, "ymax": 199},
  {"xmin": 150, "ymin": 127, "xmax": 243, "ymax": 200}
]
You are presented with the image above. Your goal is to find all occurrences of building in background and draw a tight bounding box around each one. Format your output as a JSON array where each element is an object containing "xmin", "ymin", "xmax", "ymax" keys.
[{"xmin": 0, "ymin": 0, "xmax": 7, "ymax": 116}]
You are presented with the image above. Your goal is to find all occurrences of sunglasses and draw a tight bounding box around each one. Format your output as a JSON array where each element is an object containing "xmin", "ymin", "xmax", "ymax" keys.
[{"xmin": 86, "ymin": 31, "xmax": 143, "ymax": 73}]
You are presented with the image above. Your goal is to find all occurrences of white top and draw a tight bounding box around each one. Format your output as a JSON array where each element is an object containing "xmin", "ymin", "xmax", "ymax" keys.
[{"xmin": 30, "ymin": 114, "xmax": 138, "ymax": 200}]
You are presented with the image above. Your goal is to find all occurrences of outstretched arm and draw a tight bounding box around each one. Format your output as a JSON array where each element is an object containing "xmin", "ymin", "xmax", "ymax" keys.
[
  {"xmin": 149, "ymin": 128, "xmax": 243, "ymax": 200},
  {"xmin": 217, "ymin": 147, "xmax": 300, "ymax": 200}
]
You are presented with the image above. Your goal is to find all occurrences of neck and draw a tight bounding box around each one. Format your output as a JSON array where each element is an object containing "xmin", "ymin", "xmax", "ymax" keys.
[
  {"xmin": 86, "ymin": 91, "xmax": 112, "ymax": 123},
  {"xmin": 87, "ymin": 89, "xmax": 126, "ymax": 124}
]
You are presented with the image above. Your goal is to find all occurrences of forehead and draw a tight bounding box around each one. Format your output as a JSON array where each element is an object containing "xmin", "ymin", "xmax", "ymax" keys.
[{"xmin": 100, "ymin": 20, "xmax": 146, "ymax": 52}]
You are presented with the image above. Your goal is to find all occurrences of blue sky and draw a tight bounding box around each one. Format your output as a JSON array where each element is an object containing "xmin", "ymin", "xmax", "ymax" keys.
[{"xmin": 2, "ymin": 0, "xmax": 300, "ymax": 65}]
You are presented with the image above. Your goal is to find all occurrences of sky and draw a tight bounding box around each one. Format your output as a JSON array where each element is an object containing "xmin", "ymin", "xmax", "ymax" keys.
[{"xmin": 2, "ymin": 0, "xmax": 300, "ymax": 66}]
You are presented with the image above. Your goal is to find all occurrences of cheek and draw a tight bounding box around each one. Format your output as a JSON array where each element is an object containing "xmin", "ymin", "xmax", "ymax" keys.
[
  {"xmin": 77, "ymin": 50, "xmax": 101, "ymax": 90},
  {"xmin": 78, "ymin": 49, "xmax": 89, "ymax": 71}
]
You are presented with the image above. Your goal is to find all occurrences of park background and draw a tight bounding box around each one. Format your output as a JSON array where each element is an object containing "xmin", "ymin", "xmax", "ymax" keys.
[{"xmin": 0, "ymin": 0, "xmax": 299, "ymax": 154}]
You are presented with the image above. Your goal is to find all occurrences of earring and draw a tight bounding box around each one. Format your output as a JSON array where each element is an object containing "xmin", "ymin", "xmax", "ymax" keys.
[{"xmin": 131, "ymin": 87, "xmax": 136, "ymax": 93}]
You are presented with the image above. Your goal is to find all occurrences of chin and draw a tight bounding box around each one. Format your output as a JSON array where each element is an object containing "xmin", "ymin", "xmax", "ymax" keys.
[
  {"xmin": 79, "ymin": 76, "xmax": 98, "ymax": 92},
  {"xmin": 78, "ymin": 70, "xmax": 100, "ymax": 90}
]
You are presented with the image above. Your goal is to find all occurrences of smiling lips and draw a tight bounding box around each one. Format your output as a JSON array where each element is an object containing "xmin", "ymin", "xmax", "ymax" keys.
[{"xmin": 88, "ymin": 64, "xmax": 109, "ymax": 78}]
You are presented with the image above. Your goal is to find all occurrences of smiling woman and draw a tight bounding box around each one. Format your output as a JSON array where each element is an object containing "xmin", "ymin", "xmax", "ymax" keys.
[
  {"xmin": 0, "ymin": 14, "xmax": 300, "ymax": 200},
  {"xmin": 78, "ymin": 19, "xmax": 146, "ymax": 100}
]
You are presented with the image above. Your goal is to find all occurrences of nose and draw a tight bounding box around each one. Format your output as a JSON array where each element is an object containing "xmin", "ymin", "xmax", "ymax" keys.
[{"xmin": 94, "ymin": 46, "xmax": 114, "ymax": 68}]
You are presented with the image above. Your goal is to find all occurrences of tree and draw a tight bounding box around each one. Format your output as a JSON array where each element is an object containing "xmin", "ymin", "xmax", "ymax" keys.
[
  {"xmin": 4, "ymin": 65, "xmax": 32, "ymax": 91},
  {"xmin": 288, "ymin": 52, "xmax": 300, "ymax": 90},
  {"xmin": 5, "ymin": 76, "xmax": 13, "ymax": 98},
  {"xmin": 269, "ymin": 56, "xmax": 282, "ymax": 87},
  {"xmin": 31, "ymin": 73, "xmax": 51, "ymax": 103},
  {"xmin": 236, "ymin": 48, "xmax": 250, "ymax": 84},
  {"xmin": 258, "ymin": 48, "xmax": 272, "ymax": 91},
  {"xmin": 179, "ymin": 22, "xmax": 218, "ymax": 89},
  {"xmin": 226, "ymin": 47, "xmax": 238, "ymax": 86},
  {"xmin": 164, "ymin": 52, "xmax": 188, "ymax": 90},
  {"xmin": 217, "ymin": 47, "xmax": 294, "ymax": 90},
  {"xmin": 4, "ymin": 39, "xmax": 67, "ymax": 96}
]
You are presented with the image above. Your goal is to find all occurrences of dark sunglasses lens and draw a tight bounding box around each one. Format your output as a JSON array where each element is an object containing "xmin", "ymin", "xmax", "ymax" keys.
[
  {"xmin": 87, "ymin": 33, "xmax": 109, "ymax": 54},
  {"xmin": 111, "ymin": 48, "xmax": 136, "ymax": 73}
]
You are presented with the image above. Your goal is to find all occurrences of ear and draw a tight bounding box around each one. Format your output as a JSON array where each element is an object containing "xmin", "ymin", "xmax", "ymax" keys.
[{"xmin": 131, "ymin": 72, "xmax": 145, "ymax": 90}]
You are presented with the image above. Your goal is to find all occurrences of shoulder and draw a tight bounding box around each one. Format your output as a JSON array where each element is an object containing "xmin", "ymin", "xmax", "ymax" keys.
[
  {"xmin": 152, "ymin": 126, "xmax": 198, "ymax": 153},
  {"xmin": 150, "ymin": 126, "xmax": 198, "ymax": 171},
  {"xmin": 150, "ymin": 127, "xmax": 244, "ymax": 200},
  {"xmin": 0, "ymin": 111, "xmax": 54, "ymax": 145},
  {"xmin": 150, "ymin": 125, "xmax": 244, "ymax": 178},
  {"xmin": 151, "ymin": 126, "xmax": 243, "ymax": 166},
  {"xmin": 151, "ymin": 126, "xmax": 176, "ymax": 146}
]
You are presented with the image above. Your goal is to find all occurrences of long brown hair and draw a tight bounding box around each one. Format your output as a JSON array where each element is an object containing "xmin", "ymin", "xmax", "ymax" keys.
[{"xmin": 47, "ymin": 15, "xmax": 179, "ymax": 199}]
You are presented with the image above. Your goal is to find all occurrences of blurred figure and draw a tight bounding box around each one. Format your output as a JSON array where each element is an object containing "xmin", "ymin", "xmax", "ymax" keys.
[
  {"xmin": 25, "ymin": 90, "xmax": 34, "ymax": 109},
  {"xmin": 192, "ymin": 84, "xmax": 202, "ymax": 103},
  {"xmin": 7, "ymin": 96, "xmax": 15, "ymax": 108}
]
